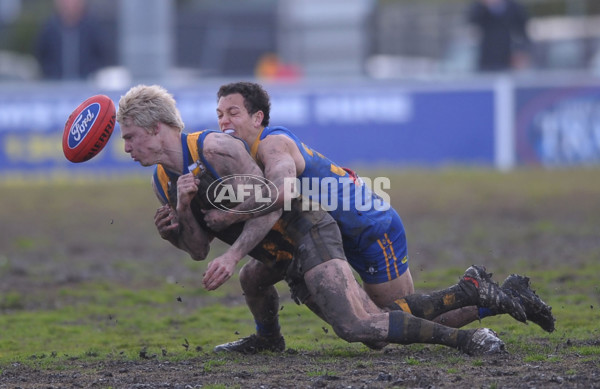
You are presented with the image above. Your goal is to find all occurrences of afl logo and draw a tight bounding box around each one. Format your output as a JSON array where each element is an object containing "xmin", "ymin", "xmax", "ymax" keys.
[
  {"xmin": 67, "ymin": 102, "xmax": 100, "ymax": 149},
  {"xmin": 207, "ymin": 174, "xmax": 278, "ymax": 214}
]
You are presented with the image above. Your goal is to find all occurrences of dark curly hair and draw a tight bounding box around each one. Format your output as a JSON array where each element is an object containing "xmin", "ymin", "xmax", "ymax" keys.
[{"xmin": 217, "ymin": 82, "xmax": 271, "ymax": 127}]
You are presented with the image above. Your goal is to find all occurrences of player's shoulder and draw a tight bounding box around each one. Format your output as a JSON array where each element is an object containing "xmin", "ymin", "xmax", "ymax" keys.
[
  {"xmin": 259, "ymin": 130, "xmax": 298, "ymax": 154},
  {"xmin": 263, "ymin": 126, "xmax": 300, "ymax": 145},
  {"xmin": 265, "ymin": 125, "xmax": 291, "ymax": 134},
  {"xmin": 201, "ymin": 130, "xmax": 248, "ymax": 160},
  {"xmin": 188, "ymin": 129, "xmax": 220, "ymax": 142},
  {"xmin": 204, "ymin": 129, "xmax": 239, "ymax": 144},
  {"xmin": 186, "ymin": 129, "xmax": 225, "ymax": 150}
]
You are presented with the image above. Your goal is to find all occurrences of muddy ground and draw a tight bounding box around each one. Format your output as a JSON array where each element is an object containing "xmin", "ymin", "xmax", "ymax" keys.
[
  {"xmin": 1, "ymin": 171, "xmax": 599, "ymax": 388},
  {"xmin": 1, "ymin": 342, "xmax": 599, "ymax": 388}
]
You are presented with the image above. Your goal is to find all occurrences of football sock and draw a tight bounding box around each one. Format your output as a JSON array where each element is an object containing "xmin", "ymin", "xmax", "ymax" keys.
[
  {"xmin": 386, "ymin": 311, "xmax": 469, "ymax": 348},
  {"xmin": 478, "ymin": 307, "xmax": 494, "ymax": 319},
  {"xmin": 386, "ymin": 283, "xmax": 476, "ymax": 321},
  {"xmin": 256, "ymin": 320, "xmax": 281, "ymax": 338}
]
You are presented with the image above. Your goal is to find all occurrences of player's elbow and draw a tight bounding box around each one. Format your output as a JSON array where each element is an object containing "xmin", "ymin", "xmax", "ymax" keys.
[
  {"xmin": 189, "ymin": 243, "xmax": 210, "ymax": 261},
  {"xmin": 190, "ymin": 252, "xmax": 207, "ymax": 262}
]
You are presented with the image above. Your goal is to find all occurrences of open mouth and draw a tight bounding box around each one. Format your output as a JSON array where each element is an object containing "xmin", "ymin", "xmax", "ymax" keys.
[{"xmin": 223, "ymin": 129, "xmax": 235, "ymax": 135}]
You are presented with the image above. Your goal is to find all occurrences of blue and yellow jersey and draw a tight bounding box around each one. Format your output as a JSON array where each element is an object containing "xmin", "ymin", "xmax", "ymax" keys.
[
  {"xmin": 251, "ymin": 126, "xmax": 397, "ymax": 253},
  {"xmin": 152, "ymin": 130, "xmax": 302, "ymax": 270},
  {"xmin": 153, "ymin": 130, "xmax": 220, "ymax": 206}
]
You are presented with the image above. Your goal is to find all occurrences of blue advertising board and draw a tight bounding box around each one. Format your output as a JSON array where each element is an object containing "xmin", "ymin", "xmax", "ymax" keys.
[
  {"xmin": 515, "ymin": 84, "xmax": 600, "ymax": 167},
  {"xmin": 266, "ymin": 86, "xmax": 495, "ymax": 167},
  {"xmin": 0, "ymin": 82, "xmax": 496, "ymax": 178}
]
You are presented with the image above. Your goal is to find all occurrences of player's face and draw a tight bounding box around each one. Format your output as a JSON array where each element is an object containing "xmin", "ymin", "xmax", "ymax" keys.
[
  {"xmin": 120, "ymin": 123, "xmax": 161, "ymax": 166},
  {"xmin": 216, "ymin": 93, "xmax": 262, "ymax": 142}
]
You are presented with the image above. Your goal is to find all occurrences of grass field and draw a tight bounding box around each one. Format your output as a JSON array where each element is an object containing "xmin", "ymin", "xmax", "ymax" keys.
[{"xmin": 1, "ymin": 168, "xmax": 599, "ymax": 388}]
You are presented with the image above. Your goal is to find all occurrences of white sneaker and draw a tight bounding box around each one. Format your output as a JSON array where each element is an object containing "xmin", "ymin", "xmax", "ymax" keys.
[{"xmin": 461, "ymin": 328, "xmax": 506, "ymax": 355}]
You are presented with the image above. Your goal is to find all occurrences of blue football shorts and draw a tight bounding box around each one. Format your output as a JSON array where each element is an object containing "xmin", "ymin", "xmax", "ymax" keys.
[{"xmin": 345, "ymin": 211, "xmax": 409, "ymax": 284}]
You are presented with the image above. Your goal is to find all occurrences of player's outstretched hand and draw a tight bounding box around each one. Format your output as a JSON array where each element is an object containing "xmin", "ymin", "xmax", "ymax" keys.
[{"xmin": 202, "ymin": 252, "xmax": 238, "ymax": 290}]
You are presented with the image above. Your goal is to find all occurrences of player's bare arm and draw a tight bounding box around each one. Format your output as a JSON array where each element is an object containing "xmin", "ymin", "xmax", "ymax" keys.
[
  {"xmin": 259, "ymin": 133, "xmax": 305, "ymax": 199},
  {"xmin": 174, "ymin": 173, "xmax": 212, "ymax": 260},
  {"xmin": 203, "ymin": 134, "xmax": 301, "ymax": 231},
  {"xmin": 201, "ymin": 133, "xmax": 282, "ymax": 290}
]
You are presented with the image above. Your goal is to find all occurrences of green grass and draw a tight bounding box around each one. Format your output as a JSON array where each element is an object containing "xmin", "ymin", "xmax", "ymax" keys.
[
  {"xmin": 405, "ymin": 357, "xmax": 421, "ymax": 365},
  {"xmin": 1, "ymin": 262, "xmax": 597, "ymax": 366},
  {"xmin": 0, "ymin": 282, "xmax": 340, "ymax": 365},
  {"xmin": 1, "ymin": 168, "xmax": 599, "ymax": 370}
]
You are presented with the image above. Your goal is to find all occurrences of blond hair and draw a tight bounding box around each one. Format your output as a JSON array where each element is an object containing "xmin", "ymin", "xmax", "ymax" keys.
[{"xmin": 117, "ymin": 84, "xmax": 184, "ymax": 134}]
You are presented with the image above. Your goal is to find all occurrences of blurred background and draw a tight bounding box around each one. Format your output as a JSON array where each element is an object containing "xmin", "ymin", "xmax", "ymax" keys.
[
  {"xmin": 1, "ymin": 0, "xmax": 600, "ymax": 176},
  {"xmin": 3, "ymin": 0, "xmax": 600, "ymax": 81}
]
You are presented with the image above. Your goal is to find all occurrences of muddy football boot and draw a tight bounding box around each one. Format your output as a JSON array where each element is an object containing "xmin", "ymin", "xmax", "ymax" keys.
[
  {"xmin": 460, "ymin": 328, "xmax": 506, "ymax": 355},
  {"xmin": 501, "ymin": 274, "xmax": 555, "ymax": 332},
  {"xmin": 213, "ymin": 334, "xmax": 285, "ymax": 354},
  {"xmin": 461, "ymin": 265, "xmax": 527, "ymax": 323}
]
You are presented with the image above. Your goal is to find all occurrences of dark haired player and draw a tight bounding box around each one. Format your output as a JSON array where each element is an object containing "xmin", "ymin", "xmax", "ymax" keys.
[{"xmin": 203, "ymin": 81, "xmax": 554, "ymax": 352}]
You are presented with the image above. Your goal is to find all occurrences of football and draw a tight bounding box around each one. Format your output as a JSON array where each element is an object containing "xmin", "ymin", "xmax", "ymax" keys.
[{"xmin": 62, "ymin": 94, "xmax": 116, "ymax": 163}]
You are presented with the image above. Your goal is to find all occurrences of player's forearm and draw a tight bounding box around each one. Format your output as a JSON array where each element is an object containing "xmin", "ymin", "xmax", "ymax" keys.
[
  {"xmin": 175, "ymin": 208, "xmax": 211, "ymax": 260},
  {"xmin": 228, "ymin": 179, "xmax": 290, "ymax": 222},
  {"xmin": 226, "ymin": 209, "xmax": 282, "ymax": 261}
]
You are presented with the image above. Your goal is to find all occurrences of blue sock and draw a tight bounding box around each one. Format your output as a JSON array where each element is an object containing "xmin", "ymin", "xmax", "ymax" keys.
[
  {"xmin": 255, "ymin": 321, "xmax": 280, "ymax": 338},
  {"xmin": 478, "ymin": 307, "xmax": 494, "ymax": 319}
]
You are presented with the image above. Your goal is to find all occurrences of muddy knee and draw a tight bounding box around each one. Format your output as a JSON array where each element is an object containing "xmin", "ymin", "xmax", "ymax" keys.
[
  {"xmin": 239, "ymin": 263, "xmax": 260, "ymax": 295},
  {"xmin": 239, "ymin": 260, "xmax": 282, "ymax": 296}
]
